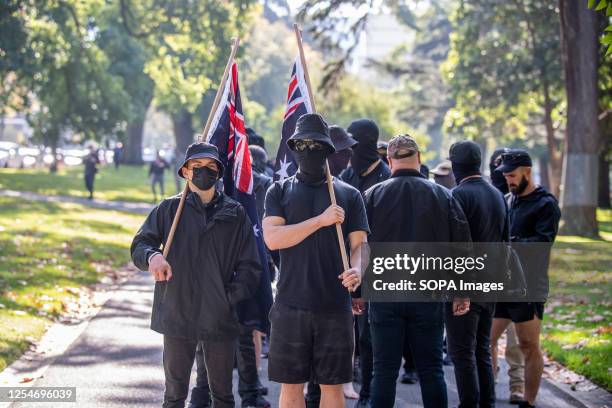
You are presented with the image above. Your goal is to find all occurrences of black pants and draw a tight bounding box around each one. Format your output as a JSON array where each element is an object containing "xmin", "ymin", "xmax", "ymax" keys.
[
  {"xmin": 84, "ymin": 173, "xmax": 95, "ymax": 197},
  {"xmin": 403, "ymin": 335, "xmax": 415, "ymax": 372},
  {"xmin": 191, "ymin": 326, "xmax": 263, "ymax": 406},
  {"xmin": 163, "ymin": 335, "xmax": 235, "ymax": 408},
  {"xmin": 444, "ymin": 302, "xmax": 495, "ymax": 408},
  {"xmin": 358, "ymin": 305, "xmax": 373, "ymax": 399}
]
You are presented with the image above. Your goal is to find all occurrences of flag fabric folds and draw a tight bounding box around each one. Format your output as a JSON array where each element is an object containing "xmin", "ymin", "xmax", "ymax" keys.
[
  {"xmin": 207, "ymin": 61, "xmax": 273, "ymax": 334},
  {"xmin": 273, "ymin": 56, "xmax": 314, "ymax": 181}
]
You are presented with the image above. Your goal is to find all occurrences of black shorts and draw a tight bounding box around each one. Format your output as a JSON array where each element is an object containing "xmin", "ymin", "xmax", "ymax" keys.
[
  {"xmin": 268, "ymin": 302, "xmax": 354, "ymax": 385},
  {"xmin": 494, "ymin": 302, "xmax": 545, "ymax": 323}
]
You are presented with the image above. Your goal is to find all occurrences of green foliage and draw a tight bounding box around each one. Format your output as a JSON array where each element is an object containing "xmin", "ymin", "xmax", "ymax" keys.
[
  {"xmin": 588, "ymin": 0, "xmax": 612, "ymax": 55},
  {"xmin": 442, "ymin": 0, "xmax": 564, "ymax": 149}
]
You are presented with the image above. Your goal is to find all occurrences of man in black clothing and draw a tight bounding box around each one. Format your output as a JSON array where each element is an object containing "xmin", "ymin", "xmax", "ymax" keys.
[
  {"xmin": 431, "ymin": 160, "xmax": 455, "ymax": 189},
  {"xmin": 490, "ymin": 149, "xmax": 561, "ymax": 408},
  {"xmin": 446, "ymin": 140, "xmax": 507, "ymax": 408},
  {"xmin": 340, "ymin": 119, "xmax": 391, "ymax": 192},
  {"xmin": 131, "ymin": 142, "xmax": 262, "ymax": 408},
  {"xmin": 263, "ymin": 113, "xmax": 369, "ymax": 408},
  {"xmin": 328, "ymin": 125, "xmax": 357, "ymax": 177},
  {"xmin": 339, "ymin": 119, "xmax": 390, "ymax": 408},
  {"xmin": 489, "ymin": 148, "xmax": 510, "ymax": 195},
  {"xmin": 149, "ymin": 151, "xmax": 168, "ymax": 202},
  {"xmin": 376, "ymin": 141, "xmax": 388, "ymax": 165},
  {"xmin": 364, "ymin": 135, "xmax": 471, "ymax": 408},
  {"xmin": 83, "ymin": 146, "xmax": 100, "ymax": 200}
]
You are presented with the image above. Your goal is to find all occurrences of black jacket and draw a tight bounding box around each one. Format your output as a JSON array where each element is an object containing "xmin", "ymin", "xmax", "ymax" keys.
[
  {"xmin": 507, "ymin": 186, "xmax": 561, "ymax": 299},
  {"xmin": 340, "ymin": 160, "xmax": 391, "ymax": 194},
  {"xmin": 131, "ymin": 191, "xmax": 261, "ymax": 341},
  {"xmin": 364, "ymin": 169, "xmax": 471, "ymax": 243}
]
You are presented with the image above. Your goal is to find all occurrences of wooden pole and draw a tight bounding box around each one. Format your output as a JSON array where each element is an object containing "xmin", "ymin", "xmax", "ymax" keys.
[
  {"xmin": 293, "ymin": 24, "xmax": 350, "ymax": 272},
  {"xmin": 162, "ymin": 37, "xmax": 241, "ymax": 259}
]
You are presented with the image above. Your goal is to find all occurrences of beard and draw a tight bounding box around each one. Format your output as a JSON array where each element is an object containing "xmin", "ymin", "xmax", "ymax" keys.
[{"xmin": 509, "ymin": 175, "xmax": 529, "ymax": 195}]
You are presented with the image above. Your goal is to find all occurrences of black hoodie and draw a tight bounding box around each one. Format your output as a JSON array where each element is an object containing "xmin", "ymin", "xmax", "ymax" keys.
[{"xmin": 507, "ymin": 186, "xmax": 561, "ymax": 299}]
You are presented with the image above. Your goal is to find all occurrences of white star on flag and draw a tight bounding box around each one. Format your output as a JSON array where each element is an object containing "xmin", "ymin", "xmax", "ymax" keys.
[
  {"xmin": 276, "ymin": 155, "xmax": 293, "ymax": 180},
  {"xmin": 253, "ymin": 225, "xmax": 260, "ymax": 237}
]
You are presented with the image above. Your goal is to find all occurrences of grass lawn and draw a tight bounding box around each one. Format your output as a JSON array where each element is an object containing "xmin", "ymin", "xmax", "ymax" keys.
[
  {"xmin": 544, "ymin": 209, "xmax": 612, "ymax": 389},
  {"xmin": 0, "ymin": 164, "xmax": 183, "ymax": 203},
  {"xmin": 0, "ymin": 196, "xmax": 145, "ymax": 372}
]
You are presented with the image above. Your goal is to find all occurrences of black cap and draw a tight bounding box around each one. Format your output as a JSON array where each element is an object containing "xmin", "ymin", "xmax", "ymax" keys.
[
  {"xmin": 496, "ymin": 149, "xmax": 532, "ymax": 173},
  {"xmin": 177, "ymin": 142, "xmax": 225, "ymax": 178},
  {"xmin": 330, "ymin": 125, "xmax": 357, "ymax": 151},
  {"xmin": 449, "ymin": 140, "xmax": 482, "ymax": 166},
  {"xmin": 287, "ymin": 113, "xmax": 335, "ymax": 153}
]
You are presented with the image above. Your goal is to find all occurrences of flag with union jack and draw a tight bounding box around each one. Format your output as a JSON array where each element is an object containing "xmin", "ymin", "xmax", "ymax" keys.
[
  {"xmin": 206, "ymin": 61, "xmax": 273, "ymax": 334},
  {"xmin": 273, "ymin": 56, "xmax": 313, "ymax": 181}
]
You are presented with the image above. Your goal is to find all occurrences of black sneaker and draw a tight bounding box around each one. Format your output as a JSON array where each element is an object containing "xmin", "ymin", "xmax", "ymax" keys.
[
  {"xmin": 355, "ymin": 397, "xmax": 371, "ymax": 408},
  {"xmin": 242, "ymin": 395, "xmax": 271, "ymax": 408},
  {"xmin": 258, "ymin": 386, "xmax": 268, "ymax": 396},
  {"xmin": 518, "ymin": 402, "xmax": 535, "ymax": 408},
  {"xmin": 400, "ymin": 370, "xmax": 418, "ymax": 384}
]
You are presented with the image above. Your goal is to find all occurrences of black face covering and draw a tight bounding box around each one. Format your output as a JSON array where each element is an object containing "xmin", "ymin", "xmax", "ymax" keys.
[
  {"xmin": 293, "ymin": 149, "xmax": 328, "ymax": 184},
  {"xmin": 350, "ymin": 142, "xmax": 379, "ymax": 175},
  {"xmin": 328, "ymin": 149, "xmax": 352, "ymax": 177},
  {"xmin": 452, "ymin": 162, "xmax": 481, "ymax": 184},
  {"xmin": 490, "ymin": 170, "xmax": 509, "ymax": 194},
  {"xmin": 191, "ymin": 166, "xmax": 219, "ymax": 191}
]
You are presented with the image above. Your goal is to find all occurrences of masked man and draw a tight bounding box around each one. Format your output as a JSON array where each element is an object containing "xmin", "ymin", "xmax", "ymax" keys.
[
  {"xmin": 131, "ymin": 142, "xmax": 262, "ymax": 408},
  {"xmin": 263, "ymin": 113, "xmax": 369, "ymax": 408}
]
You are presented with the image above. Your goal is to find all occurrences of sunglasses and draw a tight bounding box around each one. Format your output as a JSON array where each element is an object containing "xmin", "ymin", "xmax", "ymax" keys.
[{"xmin": 293, "ymin": 140, "xmax": 326, "ymax": 152}]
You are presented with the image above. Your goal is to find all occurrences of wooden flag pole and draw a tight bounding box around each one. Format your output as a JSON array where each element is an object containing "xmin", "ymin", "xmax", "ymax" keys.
[
  {"xmin": 162, "ymin": 37, "xmax": 241, "ymax": 259},
  {"xmin": 293, "ymin": 24, "xmax": 350, "ymax": 272}
]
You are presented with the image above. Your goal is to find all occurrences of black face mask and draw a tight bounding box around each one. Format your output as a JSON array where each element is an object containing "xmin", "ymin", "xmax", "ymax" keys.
[
  {"xmin": 350, "ymin": 141, "xmax": 379, "ymax": 175},
  {"xmin": 328, "ymin": 149, "xmax": 352, "ymax": 177},
  {"xmin": 293, "ymin": 149, "xmax": 328, "ymax": 184},
  {"xmin": 490, "ymin": 170, "xmax": 509, "ymax": 194},
  {"xmin": 452, "ymin": 162, "xmax": 480, "ymax": 184},
  {"xmin": 191, "ymin": 166, "xmax": 219, "ymax": 191}
]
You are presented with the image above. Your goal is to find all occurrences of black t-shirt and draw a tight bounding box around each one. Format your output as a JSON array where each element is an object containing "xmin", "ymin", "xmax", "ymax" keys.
[
  {"xmin": 340, "ymin": 160, "xmax": 391, "ymax": 193},
  {"xmin": 264, "ymin": 175, "xmax": 370, "ymax": 312},
  {"xmin": 451, "ymin": 177, "xmax": 508, "ymax": 242}
]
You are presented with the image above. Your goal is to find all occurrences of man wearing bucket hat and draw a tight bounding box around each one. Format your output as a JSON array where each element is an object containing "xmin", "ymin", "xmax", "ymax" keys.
[
  {"xmin": 328, "ymin": 125, "xmax": 358, "ymax": 177},
  {"xmin": 431, "ymin": 160, "xmax": 456, "ymax": 189},
  {"xmin": 131, "ymin": 142, "xmax": 262, "ymax": 408},
  {"xmin": 263, "ymin": 113, "xmax": 369, "ymax": 408},
  {"xmin": 490, "ymin": 149, "xmax": 560, "ymax": 408}
]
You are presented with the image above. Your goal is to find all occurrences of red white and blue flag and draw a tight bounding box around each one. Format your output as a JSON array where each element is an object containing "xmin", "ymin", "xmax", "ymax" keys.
[
  {"xmin": 273, "ymin": 56, "xmax": 313, "ymax": 181},
  {"xmin": 206, "ymin": 61, "xmax": 273, "ymax": 334}
]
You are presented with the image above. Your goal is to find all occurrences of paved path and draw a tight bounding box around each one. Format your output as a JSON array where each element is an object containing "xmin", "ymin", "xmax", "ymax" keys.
[
  {"xmin": 6, "ymin": 271, "xmax": 595, "ymax": 408},
  {"xmin": 0, "ymin": 189, "xmax": 154, "ymax": 214}
]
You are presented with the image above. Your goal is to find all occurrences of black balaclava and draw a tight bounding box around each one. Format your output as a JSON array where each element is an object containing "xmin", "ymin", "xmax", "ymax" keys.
[
  {"xmin": 489, "ymin": 148, "xmax": 509, "ymax": 194},
  {"xmin": 328, "ymin": 149, "xmax": 352, "ymax": 176},
  {"xmin": 249, "ymin": 145, "xmax": 268, "ymax": 174},
  {"xmin": 452, "ymin": 163, "xmax": 481, "ymax": 185},
  {"xmin": 293, "ymin": 149, "xmax": 329, "ymax": 185},
  {"xmin": 348, "ymin": 119, "xmax": 380, "ymax": 175},
  {"xmin": 191, "ymin": 167, "xmax": 219, "ymax": 191}
]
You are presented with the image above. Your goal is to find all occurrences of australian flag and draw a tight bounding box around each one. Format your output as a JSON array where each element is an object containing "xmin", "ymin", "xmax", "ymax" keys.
[
  {"xmin": 206, "ymin": 61, "xmax": 273, "ymax": 334},
  {"xmin": 273, "ymin": 56, "xmax": 313, "ymax": 181}
]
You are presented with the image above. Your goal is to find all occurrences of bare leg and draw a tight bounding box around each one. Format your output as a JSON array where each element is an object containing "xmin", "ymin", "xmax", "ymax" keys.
[
  {"xmin": 253, "ymin": 330, "xmax": 262, "ymax": 371},
  {"xmin": 280, "ymin": 383, "xmax": 306, "ymax": 408},
  {"xmin": 320, "ymin": 384, "xmax": 345, "ymax": 408},
  {"xmin": 490, "ymin": 318, "xmax": 511, "ymax": 377},
  {"xmin": 515, "ymin": 317, "xmax": 543, "ymax": 405}
]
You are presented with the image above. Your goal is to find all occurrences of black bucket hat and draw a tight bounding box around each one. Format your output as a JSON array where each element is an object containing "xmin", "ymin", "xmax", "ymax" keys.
[
  {"xmin": 177, "ymin": 142, "xmax": 225, "ymax": 179},
  {"xmin": 496, "ymin": 149, "xmax": 532, "ymax": 173},
  {"xmin": 330, "ymin": 125, "xmax": 357, "ymax": 152},
  {"xmin": 287, "ymin": 113, "xmax": 336, "ymax": 153}
]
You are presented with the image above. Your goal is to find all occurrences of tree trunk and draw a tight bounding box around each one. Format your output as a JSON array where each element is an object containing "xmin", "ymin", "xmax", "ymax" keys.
[
  {"xmin": 542, "ymin": 79, "xmax": 562, "ymax": 198},
  {"xmin": 123, "ymin": 120, "xmax": 145, "ymax": 165},
  {"xmin": 49, "ymin": 145, "xmax": 58, "ymax": 173},
  {"xmin": 539, "ymin": 154, "xmax": 550, "ymax": 191},
  {"xmin": 558, "ymin": 0, "xmax": 600, "ymax": 237},
  {"xmin": 171, "ymin": 109, "xmax": 195, "ymax": 194},
  {"xmin": 599, "ymin": 148, "xmax": 610, "ymax": 208}
]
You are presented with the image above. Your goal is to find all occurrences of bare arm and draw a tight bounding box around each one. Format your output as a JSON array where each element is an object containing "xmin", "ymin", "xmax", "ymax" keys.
[
  {"xmin": 339, "ymin": 230, "xmax": 368, "ymax": 292},
  {"xmin": 262, "ymin": 204, "xmax": 345, "ymax": 250}
]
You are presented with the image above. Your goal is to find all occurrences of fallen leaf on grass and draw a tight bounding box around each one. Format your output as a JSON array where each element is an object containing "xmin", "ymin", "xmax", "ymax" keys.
[{"xmin": 20, "ymin": 377, "xmax": 34, "ymax": 383}]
